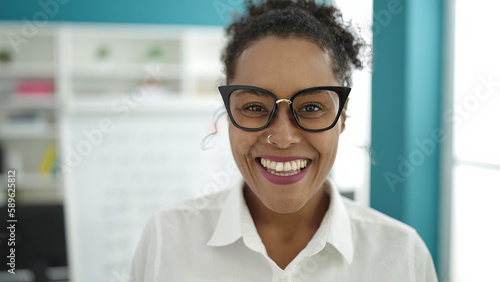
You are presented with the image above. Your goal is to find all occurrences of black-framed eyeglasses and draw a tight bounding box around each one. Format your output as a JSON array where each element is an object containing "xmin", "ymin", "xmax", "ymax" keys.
[{"xmin": 218, "ymin": 85, "xmax": 351, "ymax": 132}]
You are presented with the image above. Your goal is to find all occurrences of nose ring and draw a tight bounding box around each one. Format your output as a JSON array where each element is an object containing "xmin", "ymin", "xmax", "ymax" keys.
[{"xmin": 267, "ymin": 134, "xmax": 273, "ymax": 144}]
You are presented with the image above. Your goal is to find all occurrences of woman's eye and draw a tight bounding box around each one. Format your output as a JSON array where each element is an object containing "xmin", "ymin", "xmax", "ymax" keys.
[
  {"xmin": 300, "ymin": 104, "xmax": 321, "ymax": 112},
  {"xmin": 244, "ymin": 104, "xmax": 266, "ymax": 111}
]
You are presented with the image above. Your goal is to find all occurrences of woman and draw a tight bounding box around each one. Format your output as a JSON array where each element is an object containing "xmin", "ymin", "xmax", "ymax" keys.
[{"xmin": 132, "ymin": 1, "xmax": 438, "ymax": 281}]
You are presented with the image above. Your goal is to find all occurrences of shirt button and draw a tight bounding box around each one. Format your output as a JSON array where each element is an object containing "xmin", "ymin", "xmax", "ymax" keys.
[{"xmin": 279, "ymin": 277, "xmax": 291, "ymax": 282}]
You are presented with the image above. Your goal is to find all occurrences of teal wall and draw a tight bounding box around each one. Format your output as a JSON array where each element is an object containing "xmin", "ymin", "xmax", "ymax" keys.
[
  {"xmin": 0, "ymin": 0, "xmax": 244, "ymax": 25},
  {"xmin": 371, "ymin": 0, "xmax": 443, "ymax": 273}
]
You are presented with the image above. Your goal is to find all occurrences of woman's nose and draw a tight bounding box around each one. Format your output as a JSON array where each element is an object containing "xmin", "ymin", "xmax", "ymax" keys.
[{"xmin": 266, "ymin": 104, "xmax": 302, "ymax": 149}]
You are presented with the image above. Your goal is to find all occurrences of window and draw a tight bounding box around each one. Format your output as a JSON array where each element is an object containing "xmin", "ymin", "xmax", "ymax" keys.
[{"xmin": 448, "ymin": 1, "xmax": 500, "ymax": 281}]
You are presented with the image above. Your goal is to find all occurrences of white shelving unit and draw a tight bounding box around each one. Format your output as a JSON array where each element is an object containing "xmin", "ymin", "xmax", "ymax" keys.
[
  {"xmin": 0, "ymin": 23, "xmax": 227, "ymax": 200},
  {"xmin": 0, "ymin": 25, "xmax": 59, "ymax": 203}
]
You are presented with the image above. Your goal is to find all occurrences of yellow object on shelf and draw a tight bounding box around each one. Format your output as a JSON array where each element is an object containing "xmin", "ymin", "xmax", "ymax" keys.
[{"xmin": 39, "ymin": 143, "xmax": 56, "ymax": 174}]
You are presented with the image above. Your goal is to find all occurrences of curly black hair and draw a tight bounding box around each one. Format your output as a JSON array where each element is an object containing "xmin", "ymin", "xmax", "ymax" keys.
[{"xmin": 221, "ymin": 0, "xmax": 366, "ymax": 86}]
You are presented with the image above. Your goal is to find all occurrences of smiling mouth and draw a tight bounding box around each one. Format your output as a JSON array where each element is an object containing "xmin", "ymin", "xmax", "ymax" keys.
[{"xmin": 258, "ymin": 157, "xmax": 310, "ymax": 177}]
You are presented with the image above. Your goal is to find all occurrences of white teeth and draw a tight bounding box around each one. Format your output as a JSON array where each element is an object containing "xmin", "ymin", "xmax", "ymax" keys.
[
  {"xmin": 284, "ymin": 162, "xmax": 291, "ymax": 171},
  {"xmin": 269, "ymin": 170, "xmax": 300, "ymax": 176},
  {"xmin": 276, "ymin": 162, "xmax": 284, "ymax": 171},
  {"xmin": 259, "ymin": 157, "xmax": 310, "ymax": 173}
]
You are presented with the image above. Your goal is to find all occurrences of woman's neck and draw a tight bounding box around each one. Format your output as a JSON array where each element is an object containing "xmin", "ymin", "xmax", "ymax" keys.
[{"xmin": 243, "ymin": 183, "xmax": 330, "ymax": 238}]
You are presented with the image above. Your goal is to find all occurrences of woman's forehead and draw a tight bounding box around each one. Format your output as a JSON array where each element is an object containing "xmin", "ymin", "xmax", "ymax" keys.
[{"xmin": 231, "ymin": 36, "xmax": 339, "ymax": 93}]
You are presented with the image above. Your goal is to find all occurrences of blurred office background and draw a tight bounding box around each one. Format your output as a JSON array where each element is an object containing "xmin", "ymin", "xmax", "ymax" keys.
[{"xmin": 0, "ymin": 0, "xmax": 498, "ymax": 281}]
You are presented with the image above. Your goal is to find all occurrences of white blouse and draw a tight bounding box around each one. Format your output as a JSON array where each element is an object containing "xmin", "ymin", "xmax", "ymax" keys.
[{"xmin": 131, "ymin": 180, "xmax": 438, "ymax": 282}]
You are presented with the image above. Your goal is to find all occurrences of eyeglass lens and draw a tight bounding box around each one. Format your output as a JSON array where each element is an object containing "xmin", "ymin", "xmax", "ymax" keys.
[{"xmin": 228, "ymin": 88, "xmax": 340, "ymax": 130}]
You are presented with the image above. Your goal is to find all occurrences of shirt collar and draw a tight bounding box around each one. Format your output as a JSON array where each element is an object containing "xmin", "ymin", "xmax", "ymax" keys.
[
  {"xmin": 321, "ymin": 179, "xmax": 354, "ymax": 263},
  {"xmin": 206, "ymin": 181, "xmax": 245, "ymax": 247},
  {"xmin": 206, "ymin": 179, "xmax": 354, "ymax": 264}
]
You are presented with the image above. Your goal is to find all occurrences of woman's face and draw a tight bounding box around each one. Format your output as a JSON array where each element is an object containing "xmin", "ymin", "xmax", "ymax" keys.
[{"xmin": 229, "ymin": 36, "xmax": 345, "ymax": 213}]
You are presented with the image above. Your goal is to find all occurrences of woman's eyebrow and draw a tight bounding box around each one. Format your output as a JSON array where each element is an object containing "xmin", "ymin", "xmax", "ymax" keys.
[
  {"xmin": 296, "ymin": 89, "xmax": 333, "ymax": 96},
  {"xmin": 234, "ymin": 88, "xmax": 270, "ymax": 96}
]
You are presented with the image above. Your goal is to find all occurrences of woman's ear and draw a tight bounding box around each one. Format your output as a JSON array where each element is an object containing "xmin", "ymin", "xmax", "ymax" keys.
[{"xmin": 340, "ymin": 98, "xmax": 349, "ymax": 133}]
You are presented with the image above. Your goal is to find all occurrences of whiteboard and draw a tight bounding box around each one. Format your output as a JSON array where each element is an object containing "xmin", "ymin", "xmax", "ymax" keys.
[{"xmin": 61, "ymin": 101, "xmax": 240, "ymax": 282}]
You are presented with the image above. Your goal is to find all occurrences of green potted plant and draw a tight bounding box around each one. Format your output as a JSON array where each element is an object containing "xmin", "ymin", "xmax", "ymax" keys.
[
  {"xmin": 96, "ymin": 45, "xmax": 110, "ymax": 61},
  {"xmin": 0, "ymin": 49, "xmax": 12, "ymax": 63},
  {"xmin": 147, "ymin": 46, "xmax": 163, "ymax": 62}
]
